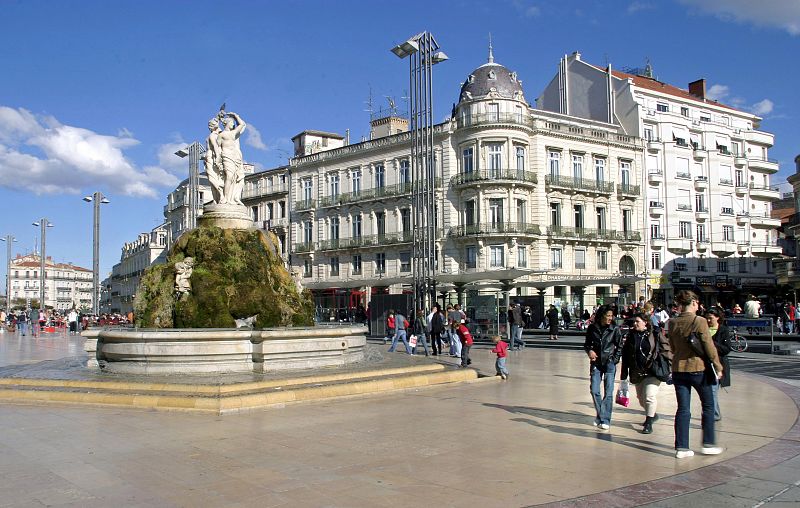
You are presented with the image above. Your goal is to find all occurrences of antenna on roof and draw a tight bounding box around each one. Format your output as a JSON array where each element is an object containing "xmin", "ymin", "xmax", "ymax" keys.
[{"xmin": 364, "ymin": 85, "xmax": 374, "ymax": 116}]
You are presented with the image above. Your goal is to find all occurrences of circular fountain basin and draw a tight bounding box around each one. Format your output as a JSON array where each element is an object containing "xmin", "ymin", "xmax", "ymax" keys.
[{"xmin": 83, "ymin": 326, "xmax": 367, "ymax": 375}]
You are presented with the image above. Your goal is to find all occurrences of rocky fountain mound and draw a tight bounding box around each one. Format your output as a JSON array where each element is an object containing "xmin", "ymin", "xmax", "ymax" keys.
[{"xmin": 135, "ymin": 226, "xmax": 313, "ymax": 329}]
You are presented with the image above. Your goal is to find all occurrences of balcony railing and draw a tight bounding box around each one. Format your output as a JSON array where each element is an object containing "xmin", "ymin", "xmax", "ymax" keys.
[
  {"xmin": 721, "ymin": 207, "xmax": 734, "ymax": 215},
  {"xmin": 450, "ymin": 168, "xmax": 537, "ymax": 187},
  {"xmin": 545, "ymin": 175, "xmax": 615, "ymax": 193},
  {"xmin": 316, "ymin": 179, "xmax": 443, "ymax": 209},
  {"xmin": 457, "ymin": 112, "xmax": 529, "ymax": 128},
  {"xmin": 242, "ymin": 184, "xmax": 288, "ymax": 200},
  {"xmin": 617, "ymin": 183, "xmax": 640, "ymax": 196},
  {"xmin": 316, "ymin": 231, "xmax": 416, "ymax": 251},
  {"xmin": 293, "ymin": 241, "xmax": 314, "ymax": 253},
  {"xmin": 449, "ymin": 222, "xmax": 542, "ymax": 238},
  {"xmin": 546, "ymin": 226, "xmax": 640, "ymax": 242},
  {"xmin": 294, "ymin": 199, "xmax": 315, "ymax": 211}
]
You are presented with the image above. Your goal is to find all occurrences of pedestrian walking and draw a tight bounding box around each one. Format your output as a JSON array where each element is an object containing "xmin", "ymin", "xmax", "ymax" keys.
[
  {"xmin": 620, "ymin": 313, "xmax": 672, "ymax": 434},
  {"xmin": 584, "ymin": 304, "xmax": 623, "ymax": 430},
  {"xmin": 447, "ymin": 304, "xmax": 463, "ymax": 358},
  {"xmin": 547, "ymin": 304, "xmax": 560, "ymax": 341},
  {"xmin": 668, "ymin": 290, "xmax": 724, "ymax": 459},
  {"xmin": 411, "ymin": 309, "xmax": 430, "ymax": 356},
  {"xmin": 705, "ymin": 307, "xmax": 732, "ymax": 421},
  {"xmin": 17, "ymin": 310, "xmax": 29, "ymax": 336},
  {"xmin": 561, "ymin": 306, "xmax": 571, "ymax": 330},
  {"xmin": 385, "ymin": 310, "xmax": 396, "ymax": 345},
  {"xmin": 453, "ymin": 319, "xmax": 473, "ymax": 367},
  {"xmin": 508, "ymin": 303, "xmax": 525, "ymax": 350},
  {"xmin": 491, "ymin": 335, "xmax": 509, "ymax": 379},
  {"xmin": 428, "ymin": 303, "xmax": 445, "ymax": 356},
  {"xmin": 387, "ymin": 310, "xmax": 412, "ymax": 354}
]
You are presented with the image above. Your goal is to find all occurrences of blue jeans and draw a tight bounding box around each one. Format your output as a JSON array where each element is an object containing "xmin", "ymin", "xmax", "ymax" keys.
[
  {"xmin": 673, "ymin": 371, "xmax": 716, "ymax": 450},
  {"xmin": 412, "ymin": 332, "xmax": 429, "ymax": 355},
  {"xmin": 18, "ymin": 322, "xmax": 28, "ymax": 336},
  {"xmin": 495, "ymin": 357, "xmax": 508, "ymax": 376},
  {"xmin": 511, "ymin": 324, "xmax": 524, "ymax": 348},
  {"xmin": 388, "ymin": 329, "xmax": 411, "ymax": 354},
  {"xmin": 590, "ymin": 361, "xmax": 616, "ymax": 425},
  {"xmin": 711, "ymin": 381, "xmax": 721, "ymax": 420}
]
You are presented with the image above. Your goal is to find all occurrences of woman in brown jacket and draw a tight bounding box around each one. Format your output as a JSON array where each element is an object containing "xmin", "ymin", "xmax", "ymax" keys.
[{"xmin": 668, "ymin": 290, "xmax": 724, "ymax": 459}]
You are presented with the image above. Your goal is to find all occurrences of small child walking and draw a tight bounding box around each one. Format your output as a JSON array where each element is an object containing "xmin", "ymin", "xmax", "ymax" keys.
[{"xmin": 491, "ymin": 335, "xmax": 509, "ymax": 380}]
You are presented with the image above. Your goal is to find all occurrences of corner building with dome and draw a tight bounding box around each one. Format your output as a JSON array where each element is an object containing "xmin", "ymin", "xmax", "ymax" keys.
[{"xmin": 284, "ymin": 49, "xmax": 646, "ymax": 327}]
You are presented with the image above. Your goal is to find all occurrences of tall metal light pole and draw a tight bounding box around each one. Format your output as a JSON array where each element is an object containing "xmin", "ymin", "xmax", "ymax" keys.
[
  {"xmin": 391, "ymin": 31, "xmax": 448, "ymax": 314},
  {"xmin": 83, "ymin": 192, "xmax": 110, "ymax": 316},
  {"xmin": 32, "ymin": 219, "xmax": 54, "ymax": 309},
  {"xmin": 1, "ymin": 235, "xmax": 16, "ymax": 314},
  {"xmin": 175, "ymin": 142, "xmax": 205, "ymax": 231}
]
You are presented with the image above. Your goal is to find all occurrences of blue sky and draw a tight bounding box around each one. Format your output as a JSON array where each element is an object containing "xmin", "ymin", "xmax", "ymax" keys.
[{"xmin": 1, "ymin": 0, "xmax": 798, "ymax": 283}]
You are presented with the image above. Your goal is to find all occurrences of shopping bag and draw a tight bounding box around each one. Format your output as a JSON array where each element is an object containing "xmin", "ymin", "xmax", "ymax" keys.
[
  {"xmin": 409, "ymin": 334, "xmax": 418, "ymax": 348},
  {"xmin": 615, "ymin": 380, "xmax": 630, "ymax": 407}
]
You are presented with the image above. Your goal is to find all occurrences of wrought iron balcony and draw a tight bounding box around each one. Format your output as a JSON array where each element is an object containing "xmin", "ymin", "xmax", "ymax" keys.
[
  {"xmin": 449, "ymin": 222, "xmax": 541, "ymax": 238},
  {"xmin": 457, "ymin": 112, "xmax": 529, "ymax": 129},
  {"xmin": 546, "ymin": 226, "xmax": 640, "ymax": 242},
  {"xmin": 294, "ymin": 199, "xmax": 315, "ymax": 212},
  {"xmin": 316, "ymin": 179, "xmax": 442, "ymax": 209},
  {"xmin": 544, "ymin": 175, "xmax": 615, "ymax": 194},
  {"xmin": 450, "ymin": 168, "xmax": 537, "ymax": 188},
  {"xmin": 316, "ymin": 231, "xmax": 416, "ymax": 251},
  {"xmin": 616, "ymin": 183, "xmax": 640, "ymax": 197}
]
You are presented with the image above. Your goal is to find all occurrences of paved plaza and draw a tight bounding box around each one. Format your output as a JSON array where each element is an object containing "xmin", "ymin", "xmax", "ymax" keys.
[{"xmin": 0, "ymin": 329, "xmax": 799, "ymax": 507}]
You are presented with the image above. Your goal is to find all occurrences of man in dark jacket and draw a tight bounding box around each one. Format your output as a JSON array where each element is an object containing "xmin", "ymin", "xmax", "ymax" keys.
[
  {"xmin": 508, "ymin": 303, "xmax": 525, "ymax": 350},
  {"xmin": 584, "ymin": 304, "xmax": 624, "ymax": 430}
]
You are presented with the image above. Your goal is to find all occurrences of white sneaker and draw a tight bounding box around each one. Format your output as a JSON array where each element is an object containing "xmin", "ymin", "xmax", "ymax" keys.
[
  {"xmin": 701, "ymin": 446, "xmax": 723, "ymax": 455},
  {"xmin": 599, "ymin": 423, "xmax": 610, "ymax": 430},
  {"xmin": 675, "ymin": 450, "xmax": 694, "ymax": 459}
]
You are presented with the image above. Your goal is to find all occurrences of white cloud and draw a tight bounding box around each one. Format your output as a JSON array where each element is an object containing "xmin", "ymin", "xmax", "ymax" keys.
[
  {"xmin": 245, "ymin": 123, "xmax": 267, "ymax": 150},
  {"xmin": 706, "ymin": 84, "xmax": 730, "ymax": 101},
  {"xmin": 751, "ymin": 99, "xmax": 774, "ymax": 116},
  {"xmin": 511, "ymin": 0, "xmax": 540, "ymax": 18},
  {"xmin": 679, "ymin": 0, "xmax": 800, "ymax": 36},
  {"xmin": 627, "ymin": 1, "xmax": 654, "ymax": 14},
  {"xmin": 0, "ymin": 106, "xmax": 183, "ymax": 198}
]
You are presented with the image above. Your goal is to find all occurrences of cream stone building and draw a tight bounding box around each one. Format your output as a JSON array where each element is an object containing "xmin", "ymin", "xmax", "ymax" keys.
[
  {"xmin": 283, "ymin": 51, "xmax": 646, "ymax": 321},
  {"xmin": 537, "ymin": 52, "xmax": 780, "ymax": 305},
  {"xmin": 8, "ymin": 254, "xmax": 93, "ymax": 311},
  {"xmin": 109, "ymin": 223, "xmax": 169, "ymax": 314},
  {"xmin": 242, "ymin": 166, "xmax": 290, "ymax": 260}
]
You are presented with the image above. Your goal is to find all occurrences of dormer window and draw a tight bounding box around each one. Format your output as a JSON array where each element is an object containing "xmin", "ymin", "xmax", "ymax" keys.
[
  {"xmin": 488, "ymin": 69, "xmax": 496, "ymax": 79},
  {"xmin": 468, "ymin": 74, "xmax": 475, "ymax": 83},
  {"xmin": 510, "ymin": 72, "xmax": 517, "ymax": 82}
]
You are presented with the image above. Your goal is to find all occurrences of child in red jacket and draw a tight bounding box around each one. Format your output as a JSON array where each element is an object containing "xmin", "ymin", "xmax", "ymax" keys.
[
  {"xmin": 454, "ymin": 320, "xmax": 473, "ymax": 367},
  {"xmin": 490, "ymin": 335, "xmax": 509, "ymax": 380}
]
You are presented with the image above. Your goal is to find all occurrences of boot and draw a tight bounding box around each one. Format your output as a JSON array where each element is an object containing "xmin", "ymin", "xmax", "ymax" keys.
[{"xmin": 642, "ymin": 416, "xmax": 653, "ymax": 434}]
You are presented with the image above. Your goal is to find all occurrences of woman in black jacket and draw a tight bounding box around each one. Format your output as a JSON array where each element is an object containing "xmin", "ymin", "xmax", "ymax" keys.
[
  {"xmin": 620, "ymin": 313, "xmax": 673, "ymax": 434},
  {"xmin": 583, "ymin": 304, "xmax": 624, "ymax": 430},
  {"xmin": 705, "ymin": 307, "xmax": 732, "ymax": 421}
]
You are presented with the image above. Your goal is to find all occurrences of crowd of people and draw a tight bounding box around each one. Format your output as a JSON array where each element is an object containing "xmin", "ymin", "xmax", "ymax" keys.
[
  {"xmin": 382, "ymin": 289, "xmax": 740, "ymax": 459},
  {"xmin": 1, "ymin": 309, "xmax": 134, "ymax": 336}
]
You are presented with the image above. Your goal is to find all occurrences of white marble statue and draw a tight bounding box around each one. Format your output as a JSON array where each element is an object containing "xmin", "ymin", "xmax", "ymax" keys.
[
  {"xmin": 204, "ymin": 118, "xmax": 224, "ymax": 203},
  {"xmin": 175, "ymin": 257, "xmax": 195, "ymax": 294},
  {"xmin": 203, "ymin": 109, "xmax": 247, "ymax": 206}
]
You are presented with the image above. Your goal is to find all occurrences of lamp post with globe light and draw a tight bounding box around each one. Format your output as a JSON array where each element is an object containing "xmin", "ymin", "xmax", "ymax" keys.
[
  {"xmin": 390, "ymin": 31, "xmax": 448, "ymax": 314},
  {"xmin": 83, "ymin": 192, "xmax": 110, "ymax": 316},
  {"xmin": 1, "ymin": 235, "xmax": 16, "ymax": 314},
  {"xmin": 32, "ymin": 219, "xmax": 54, "ymax": 310}
]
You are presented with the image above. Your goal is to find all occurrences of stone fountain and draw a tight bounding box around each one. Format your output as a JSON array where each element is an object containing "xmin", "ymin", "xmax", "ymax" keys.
[{"xmin": 86, "ymin": 108, "xmax": 366, "ymax": 374}]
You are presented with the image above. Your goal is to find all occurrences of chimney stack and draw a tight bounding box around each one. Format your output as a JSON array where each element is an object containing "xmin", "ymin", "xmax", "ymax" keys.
[{"xmin": 688, "ymin": 79, "xmax": 706, "ymax": 100}]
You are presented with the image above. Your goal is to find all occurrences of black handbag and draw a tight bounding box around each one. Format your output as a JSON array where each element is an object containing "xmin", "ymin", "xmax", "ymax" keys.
[
  {"xmin": 650, "ymin": 353, "xmax": 671, "ymax": 382},
  {"xmin": 686, "ymin": 317, "xmax": 706, "ymax": 357}
]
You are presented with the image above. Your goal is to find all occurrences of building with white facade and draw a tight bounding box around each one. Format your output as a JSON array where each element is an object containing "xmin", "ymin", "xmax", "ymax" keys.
[
  {"xmin": 109, "ymin": 223, "xmax": 168, "ymax": 314},
  {"xmin": 242, "ymin": 166, "xmax": 290, "ymax": 260},
  {"xmin": 279, "ymin": 50, "xmax": 646, "ymax": 322},
  {"xmin": 8, "ymin": 254, "xmax": 93, "ymax": 311},
  {"xmin": 537, "ymin": 53, "xmax": 780, "ymax": 305}
]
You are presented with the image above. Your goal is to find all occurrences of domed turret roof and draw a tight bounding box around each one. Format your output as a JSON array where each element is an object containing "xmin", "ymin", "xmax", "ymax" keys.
[{"xmin": 459, "ymin": 45, "xmax": 525, "ymax": 102}]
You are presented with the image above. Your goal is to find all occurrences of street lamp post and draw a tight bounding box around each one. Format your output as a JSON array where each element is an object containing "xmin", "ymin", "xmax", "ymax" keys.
[
  {"xmin": 390, "ymin": 31, "xmax": 448, "ymax": 314},
  {"xmin": 175, "ymin": 142, "xmax": 206, "ymax": 231},
  {"xmin": 83, "ymin": 192, "xmax": 110, "ymax": 316},
  {"xmin": 32, "ymin": 219, "xmax": 54, "ymax": 310},
  {"xmin": 1, "ymin": 235, "xmax": 17, "ymax": 314}
]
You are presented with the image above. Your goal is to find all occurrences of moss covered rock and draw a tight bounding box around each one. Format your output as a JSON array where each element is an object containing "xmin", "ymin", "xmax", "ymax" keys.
[{"xmin": 135, "ymin": 226, "xmax": 314, "ymax": 329}]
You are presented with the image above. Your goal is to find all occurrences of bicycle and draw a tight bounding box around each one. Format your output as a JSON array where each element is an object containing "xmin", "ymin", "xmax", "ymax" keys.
[{"xmin": 730, "ymin": 329, "xmax": 748, "ymax": 353}]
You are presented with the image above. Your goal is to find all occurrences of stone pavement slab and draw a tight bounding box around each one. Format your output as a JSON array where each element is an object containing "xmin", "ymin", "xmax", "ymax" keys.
[{"xmin": 0, "ymin": 328, "xmax": 798, "ymax": 507}]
